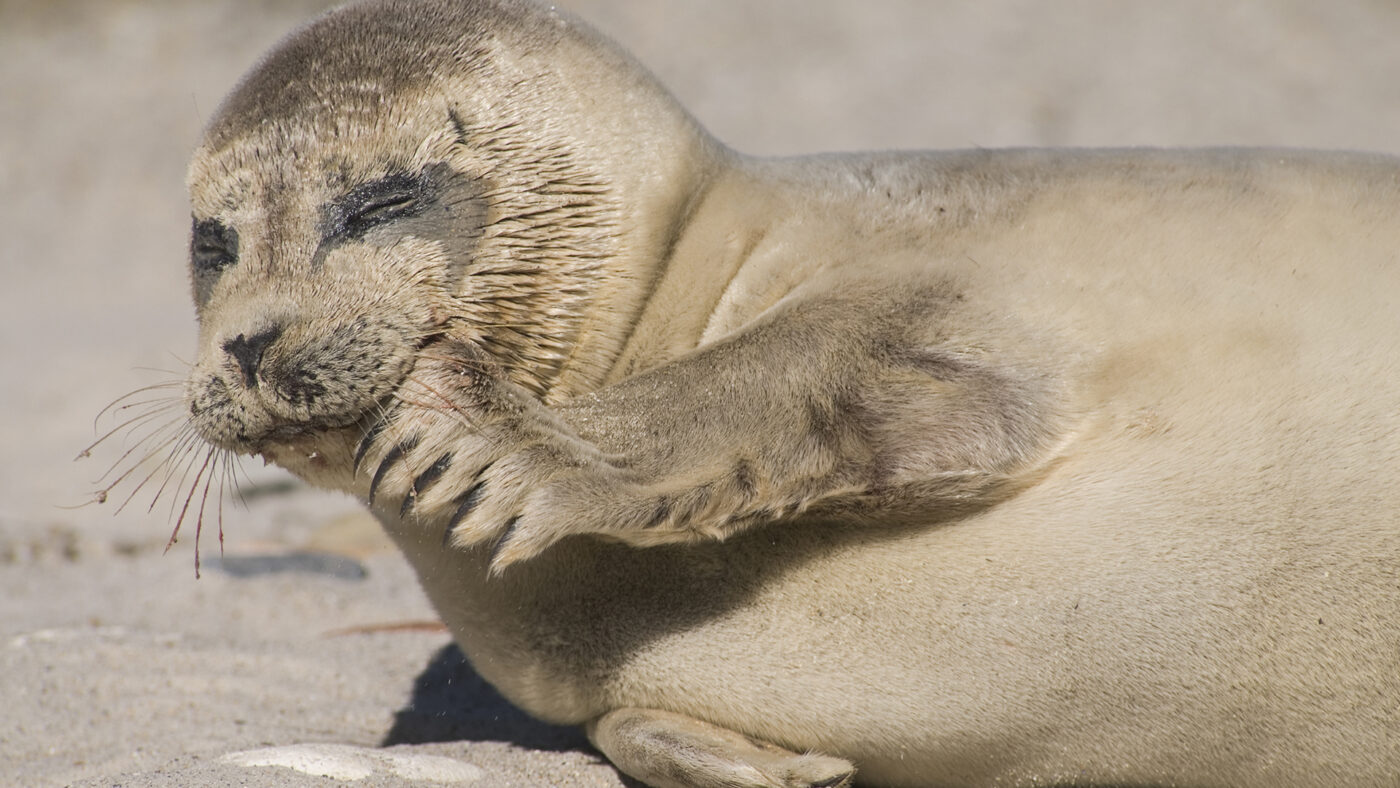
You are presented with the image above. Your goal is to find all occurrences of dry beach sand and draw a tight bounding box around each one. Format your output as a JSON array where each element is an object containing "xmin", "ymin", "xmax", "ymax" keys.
[{"xmin": 4, "ymin": 1, "xmax": 1400, "ymax": 785}]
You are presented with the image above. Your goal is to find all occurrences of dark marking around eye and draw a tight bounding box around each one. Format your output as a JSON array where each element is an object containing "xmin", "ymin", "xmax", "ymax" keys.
[
  {"xmin": 322, "ymin": 171, "xmax": 433, "ymax": 242},
  {"xmin": 310, "ymin": 160, "xmax": 486, "ymax": 286},
  {"xmin": 191, "ymin": 217, "xmax": 239, "ymax": 275}
]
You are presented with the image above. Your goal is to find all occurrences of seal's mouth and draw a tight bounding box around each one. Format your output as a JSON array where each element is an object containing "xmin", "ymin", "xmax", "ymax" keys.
[
  {"xmin": 246, "ymin": 328, "xmax": 452, "ymax": 459},
  {"xmin": 189, "ymin": 318, "xmax": 450, "ymax": 458},
  {"xmin": 255, "ymin": 413, "xmax": 369, "ymax": 451}
]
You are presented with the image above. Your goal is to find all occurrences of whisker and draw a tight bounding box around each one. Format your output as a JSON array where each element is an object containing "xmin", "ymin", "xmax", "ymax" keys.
[
  {"xmin": 164, "ymin": 349, "xmax": 194, "ymax": 369},
  {"xmin": 84, "ymin": 371, "xmax": 251, "ymax": 576},
  {"xmin": 110, "ymin": 422, "xmax": 199, "ymax": 515},
  {"xmin": 90, "ymin": 383, "xmax": 183, "ymax": 431},
  {"xmin": 191, "ymin": 447, "xmax": 221, "ymax": 578},
  {"xmin": 156, "ymin": 428, "xmax": 210, "ymax": 520},
  {"xmin": 163, "ymin": 441, "xmax": 211, "ymax": 548},
  {"xmin": 80, "ymin": 395, "xmax": 182, "ymax": 461},
  {"xmin": 134, "ymin": 354, "xmax": 193, "ymax": 376},
  {"xmin": 90, "ymin": 412, "xmax": 181, "ymax": 471},
  {"xmin": 109, "ymin": 395, "xmax": 181, "ymax": 417},
  {"xmin": 216, "ymin": 454, "xmax": 232, "ymax": 554},
  {"xmin": 86, "ymin": 408, "xmax": 184, "ymax": 478},
  {"xmin": 167, "ymin": 446, "xmax": 215, "ymax": 572},
  {"xmin": 227, "ymin": 449, "xmax": 256, "ymax": 508},
  {"xmin": 98, "ymin": 422, "xmax": 191, "ymax": 510}
]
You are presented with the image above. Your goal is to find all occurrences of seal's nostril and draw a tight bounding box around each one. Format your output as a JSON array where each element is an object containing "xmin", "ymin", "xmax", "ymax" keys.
[{"xmin": 222, "ymin": 325, "xmax": 283, "ymax": 389}]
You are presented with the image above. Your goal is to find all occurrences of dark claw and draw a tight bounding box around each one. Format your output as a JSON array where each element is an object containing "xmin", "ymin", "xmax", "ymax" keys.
[
  {"xmin": 811, "ymin": 770, "xmax": 856, "ymax": 788},
  {"xmin": 400, "ymin": 453, "xmax": 454, "ymax": 518},
  {"xmin": 353, "ymin": 418, "xmax": 389, "ymax": 473},
  {"xmin": 368, "ymin": 436, "xmax": 420, "ymax": 506},
  {"xmin": 442, "ymin": 478, "xmax": 489, "ymax": 546},
  {"xmin": 489, "ymin": 515, "xmax": 523, "ymax": 565}
]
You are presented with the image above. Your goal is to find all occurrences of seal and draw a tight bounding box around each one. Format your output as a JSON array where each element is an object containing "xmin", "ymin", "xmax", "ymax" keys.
[{"xmin": 169, "ymin": 0, "xmax": 1400, "ymax": 785}]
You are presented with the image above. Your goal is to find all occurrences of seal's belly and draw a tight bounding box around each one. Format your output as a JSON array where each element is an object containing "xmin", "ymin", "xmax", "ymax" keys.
[
  {"xmin": 593, "ymin": 459, "xmax": 1399, "ymax": 785},
  {"xmin": 385, "ymin": 423, "xmax": 1400, "ymax": 784}
]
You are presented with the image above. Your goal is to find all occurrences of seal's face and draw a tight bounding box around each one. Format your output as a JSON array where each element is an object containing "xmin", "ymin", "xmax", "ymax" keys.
[
  {"xmin": 184, "ymin": 114, "xmax": 479, "ymax": 466},
  {"xmin": 184, "ymin": 97, "xmax": 619, "ymax": 490},
  {"xmin": 177, "ymin": 0, "xmax": 659, "ymax": 489}
]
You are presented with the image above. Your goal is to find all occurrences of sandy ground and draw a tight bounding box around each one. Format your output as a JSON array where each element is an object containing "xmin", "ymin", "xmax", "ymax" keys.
[{"xmin": 4, "ymin": 1, "xmax": 1400, "ymax": 785}]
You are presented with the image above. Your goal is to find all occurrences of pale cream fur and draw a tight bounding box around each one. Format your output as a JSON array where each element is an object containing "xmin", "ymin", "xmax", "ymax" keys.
[{"xmin": 176, "ymin": 1, "xmax": 1399, "ymax": 786}]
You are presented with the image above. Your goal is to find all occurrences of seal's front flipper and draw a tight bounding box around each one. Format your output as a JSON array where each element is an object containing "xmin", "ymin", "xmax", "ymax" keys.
[{"xmin": 587, "ymin": 707, "xmax": 854, "ymax": 788}]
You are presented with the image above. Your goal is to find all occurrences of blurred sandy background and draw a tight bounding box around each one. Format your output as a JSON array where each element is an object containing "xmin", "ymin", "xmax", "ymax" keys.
[{"xmin": 3, "ymin": 1, "xmax": 1400, "ymax": 785}]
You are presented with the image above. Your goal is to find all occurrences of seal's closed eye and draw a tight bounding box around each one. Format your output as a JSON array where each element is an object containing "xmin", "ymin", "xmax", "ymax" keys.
[{"xmin": 325, "ymin": 171, "xmax": 433, "ymax": 241}]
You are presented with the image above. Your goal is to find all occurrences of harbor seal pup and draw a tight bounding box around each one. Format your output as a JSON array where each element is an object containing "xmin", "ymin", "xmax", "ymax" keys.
[{"xmin": 171, "ymin": 0, "xmax": 1400, "ymax": 785}]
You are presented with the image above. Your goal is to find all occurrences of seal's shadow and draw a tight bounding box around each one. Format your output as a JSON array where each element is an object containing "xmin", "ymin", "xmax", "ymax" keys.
[{"xmin": 381, "ymin": 642, "xmax": 589, "ymax": 752}]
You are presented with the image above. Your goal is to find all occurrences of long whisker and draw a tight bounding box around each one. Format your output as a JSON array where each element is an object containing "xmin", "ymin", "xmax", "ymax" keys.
[
  {"xmin": 109, "ymin": 423, "xmax": 200, "ymax": 515},
  {"xmin": 167, "ymin": 445, "xmax": 216, "ymax": 571},
  {"xmin": 192, "ymin": 447, "xmax": 221, "ymax": 578},
  {"xmin": 156, "ymin": 428, "xmax": 211, "ymax": 520},
  {"xmin": 85, "ymin": 372, "xmax": 250, "ymax": 576},
  {"xmin": 80, "ymin": 393, "xmax": 182, "ymax": 461},
  {"xmin": 164, "ymin": 442, "xmax": 211, "ymax": 550},
  {"xmin": 86, "ymin": 408, "xmax": 184, "ymax": 482},
  {"xmin": 108, "ymin": 394, "xmax": 181, "ymax": 417},
  {"xmin": 132, "ymin": 357, "xmax": 192, "ymax": 377},
  {"xmin": 89, "ymin": 383, "xmax": 183, "ymax": 433},
  {"xmin": 99, "ymin": 422, "xmax": 191, "ymax": 509},
  {"xmin": 216, "ymin": 454, "xmax": 231, "ymax": 554},
  {"xmin": 164, "ymin": 349, "xmax": 194, "ymax": 369}
]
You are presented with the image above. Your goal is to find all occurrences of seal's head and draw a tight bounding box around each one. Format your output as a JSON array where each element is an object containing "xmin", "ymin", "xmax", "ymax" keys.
[{"xmin": 182, "ymin": 0, "xmax": 716, "ymax": 488}]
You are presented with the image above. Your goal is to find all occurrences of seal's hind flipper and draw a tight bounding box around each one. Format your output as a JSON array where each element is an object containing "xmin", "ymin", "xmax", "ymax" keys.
[{"xmin": 587, "ymin": 707, "xmax": 854, "ymax": 788}]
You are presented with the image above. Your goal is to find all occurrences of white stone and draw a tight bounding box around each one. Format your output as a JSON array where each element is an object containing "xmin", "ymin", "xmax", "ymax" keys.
[{"xmin": 220, "ymin": 743, "xmax": 485, "ymax": 783}]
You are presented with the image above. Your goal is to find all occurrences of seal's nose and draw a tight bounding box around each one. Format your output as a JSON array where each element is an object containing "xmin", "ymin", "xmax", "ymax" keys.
[{"xmin": 222, "ymin": 325, "xmax": 283, "ymax": 389}]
